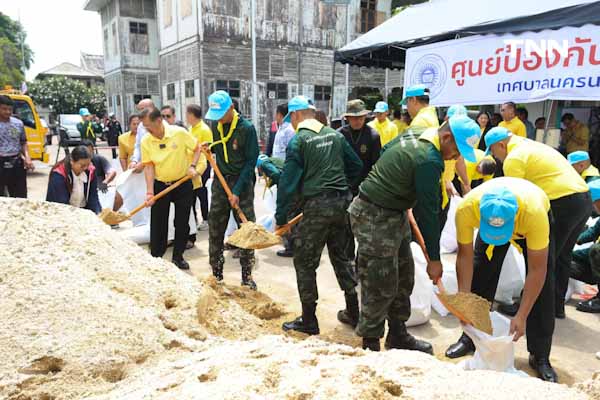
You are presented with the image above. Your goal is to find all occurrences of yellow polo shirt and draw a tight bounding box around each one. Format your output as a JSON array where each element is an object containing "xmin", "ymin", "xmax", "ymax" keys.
[
  {"xmin": 369, "ymin": 118, "xmax": 398, "ymax": 147},
  {"xmin": 393, "ymin": 119, "xmax": 409, "ymax": 135},
  {"xmin": 141, "ymin": 125, "xmax": 198, "ymax": 183},
  {"xmin": 582, "ymin": 164, "xmax": 600, "ymax": 180},
  {"xmin": 564, "ymin": 122, "xmax": 590, "ymax": 154},
  {"xmin": 499, "ymin": 117, "xmax": 527, "ymax": 138},
  {"xmin": 410, "ymin": 106, "xmax": 439, "ymax": 130},
  {"xmin": 188, "ymin": 120, "xmax": 212, "ymax": 189},
  {"xmin": 503, "ymin": 136, "xmax": 589, "ymax": 200},
  {"xmin": 459, "ymin": 149, "xmax": 494, "ymax": 184},
  {"xmin": 118, "ymin": 131, "xmax": 136, "ymax": 165},
  {"xmin": 456, "ymin": 177, "xmax": 551, "ymax": 250}
]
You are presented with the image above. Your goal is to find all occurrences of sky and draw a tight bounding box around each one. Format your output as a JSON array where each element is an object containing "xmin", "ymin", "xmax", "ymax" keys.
[{"xmin": 2, "ymin": 0, "xmax": 103, "ymax": 81}]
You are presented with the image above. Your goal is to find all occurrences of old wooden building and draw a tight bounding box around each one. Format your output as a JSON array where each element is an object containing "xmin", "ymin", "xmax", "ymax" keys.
[{"xmin": 85, "ymin": 0, "xmax": 402, "ymax": 137}]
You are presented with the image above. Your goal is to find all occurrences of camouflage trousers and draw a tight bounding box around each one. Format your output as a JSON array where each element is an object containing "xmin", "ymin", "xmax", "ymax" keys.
[
  {"xmin": 348, "ymin": 197, "xmax": 414, "ymax": 339},
  {"xmin": 209, "ymin": 175, "xmax": 256, "ymax": 278},
  {"xmin": 293, "ymin": 191, "xmax": 357, "ymax": 305}
]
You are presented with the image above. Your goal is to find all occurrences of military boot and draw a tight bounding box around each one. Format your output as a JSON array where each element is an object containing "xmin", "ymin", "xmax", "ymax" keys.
[
  {"xmin": 337, "ymin": 293, "xmax": 360, "ymax": 328},
  {"xmin": 241, "ymin": 264, "xmax": 257, "ymax": 291},
  {"xmin": 282, "ymin": 302, "xmax": 320, "ymax": 335},
  {"xmin": 362, "ymin": 337, "xmax": 381, "ymax": 351},
  {"xmin": 385, "ymin": 320, "xmax": 433, "ymax": 355},
  {"xmin": 211, "ymin": 255, "xmax": 224, "ymax": 281}
]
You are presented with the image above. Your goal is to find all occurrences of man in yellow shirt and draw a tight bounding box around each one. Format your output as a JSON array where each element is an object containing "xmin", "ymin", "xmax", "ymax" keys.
[
  {"xmin": 141, "ymin": 107, "xmax": 201, "ymax": 270},
  {"xmin": 401, "ymin": 84, "xmax": 439, "ymax": 128},
  {"xmin": 458, "ymin": 148, "xmax": 496, "ymax": 190},
  {"xmin": 186, "ymin": 104, "xmax": 212, "ymax": 232},
  {"xmin": 485, "ymin": 127, "xmax": 592, "ymax": 319},
  {"xmin": 392, "ymin": 109, "xmax": 409, "ymax": 135},
  {"xmin": 499, "ymin": 102, "xmax": 527, "ymax": 138},
  {"xmin": 118, "ymin": 114, "xmax": 141, "ymax": 171},
  {"xmin": 445, "ymin": 177, "xmax": 557, "ymax": 382},
  {"xmin": 368, "ymin": 101, "xmax": 398, "ymax": 147},
  {"xmin": 568, "ymin": 150, "xmax": 600, "ymax": 183},
  {"xmin": 561, "ymin": 113, "xmax": 589, "ymax": 154}
]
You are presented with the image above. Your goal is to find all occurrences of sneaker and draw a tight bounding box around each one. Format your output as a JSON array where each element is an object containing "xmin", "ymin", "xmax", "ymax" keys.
[{"xmin": 197, "ymin": 221, "xmax": 209, "ymax": 231}]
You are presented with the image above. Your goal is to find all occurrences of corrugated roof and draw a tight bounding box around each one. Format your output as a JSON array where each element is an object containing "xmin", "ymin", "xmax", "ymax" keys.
[
  {"xmin": 37, "ymin": 62, "xmax": 102, "ymax": 79},
  {"xmin": 80, "ymin": 52, "xmax": 105, "ymax": 76}
]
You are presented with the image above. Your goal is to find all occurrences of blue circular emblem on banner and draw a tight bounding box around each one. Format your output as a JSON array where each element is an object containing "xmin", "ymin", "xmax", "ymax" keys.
[{"xmin": 410, "ymin": 54, "xmax": 447, "ymax": 99}]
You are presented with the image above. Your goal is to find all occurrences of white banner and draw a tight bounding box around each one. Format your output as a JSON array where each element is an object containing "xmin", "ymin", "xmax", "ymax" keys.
[{"xmin": 404, "ymin": 24, "xmax": 600, "ymax": 106}]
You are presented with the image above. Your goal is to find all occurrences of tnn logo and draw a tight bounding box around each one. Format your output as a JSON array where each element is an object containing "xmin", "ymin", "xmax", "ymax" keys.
[{"xmin": 503, "ymin": 39, "xmax": 570, "ymax": 58}]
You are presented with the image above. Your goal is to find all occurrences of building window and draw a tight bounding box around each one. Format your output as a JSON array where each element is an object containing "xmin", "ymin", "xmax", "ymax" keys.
[
  {"xmin": 108, "ymin": 96, "xmax": 113, "ymax": 107},
  {"xmin": 129, "ymin": 22, "xmax": 149, "ymax": 54},
  {"xmin": 163, "ymin": 0, "xmax": 173, "ymax": 27},
  {"xmin": 111, "ymin": 22, "xmax": 118, "ymax": 55},
  {"xmin": 216, "ymin": 80, "xmax": 240, "ymax": 98},
  {"xmin": 181, "ymin": 0, "xmax": 192, "ymax": 18},
  {"xmin": 116, "ymin": 95, "xmax": 121, "ymax": 106},
  {"xmin": 266, "ymin": 83, "xmax": 288, "ymax": 99},
  {"xmin": 103, "ymin": 28, "xmax": 109, "ymax": 57},
  {"xmin": 133, "ymin": 94, "xmax": 152, "ymax": 105},
  {"xmin": 360, "ymin": 0, "xmax": 377, "ymax": 33},
  {"xmin": 314, "ymin": 85, "xmax": 332, "ymax": 101},
  {"xmin": 185, "ymin": 80, "xmax": 195, "ymax": 98},
  {"xmin": 166, "ymin": 83, "xmax": 175, "ymax": 100}
]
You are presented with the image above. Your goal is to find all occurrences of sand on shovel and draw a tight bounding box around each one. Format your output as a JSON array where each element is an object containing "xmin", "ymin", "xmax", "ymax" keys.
[
  {"xmin": 99, "ymin": 208, "xmax": 129, "ymax": 225},
  {"xmin": 226, "ymin": 221, "xmax": 282, "ymax": 250},
  {"xmin": 438, "ymin": 292, "xmax": 493, "ymax": 334}
]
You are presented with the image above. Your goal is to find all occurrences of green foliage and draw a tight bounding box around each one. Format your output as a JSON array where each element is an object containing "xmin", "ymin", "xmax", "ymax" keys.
[
  {"xmin": 0, "ymin": 13, "xmax": 33, "ymax": 69},
  {"xmin": 0, "ymin": 37, "xmax": 24, "ymax": 87},
  {"xmin": 28, "ymin": 76, "xmax": 106, "ymax": 116}
]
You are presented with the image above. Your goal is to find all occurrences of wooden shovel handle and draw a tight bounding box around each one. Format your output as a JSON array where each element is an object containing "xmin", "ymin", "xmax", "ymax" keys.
[
  {"xmin": 275, "ymin": 213, "xmax": 304, "ymax": 236},
  {"xmin": 407, "ymin": 209, "xmax": 446, "ymax": 293},
  {"xmin": 128, "ymin": 175, "xmax": 192, "ymax": 218},
  {"xmin": 203, "ymin": 149, "xmax": 248, "ymax": 223}
]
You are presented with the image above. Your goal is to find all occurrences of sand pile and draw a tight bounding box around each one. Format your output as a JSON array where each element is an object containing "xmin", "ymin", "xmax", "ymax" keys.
[
  {"xmin": 577, "ymin": 371, "xmax": 600, "ymax": 400},
  {"xmin": 226, "ymin": 221, "xmax": 282, "ymax": 249},
  {"xmin": 0, "ymin": 198, "xmax": 594, "ymax": 400},
  {"xmin": 438, "ymin": 292, "xmax": 493, "ymax": 334}
]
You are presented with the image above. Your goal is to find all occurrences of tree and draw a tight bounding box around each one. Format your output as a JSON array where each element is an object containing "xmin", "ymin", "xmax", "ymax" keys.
[
  {"xmin": 0, "ymin": 13, "xmax": 33, "ymax": 86},
  {"xmin": 28, "ymin": 76, "xmax": 106, "ymax": 116}
]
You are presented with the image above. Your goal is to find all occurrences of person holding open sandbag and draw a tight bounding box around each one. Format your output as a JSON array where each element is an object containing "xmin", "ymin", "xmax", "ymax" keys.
[{"xmin": 446, "ymin": 177, "xmax": 558, "ymax": 382}]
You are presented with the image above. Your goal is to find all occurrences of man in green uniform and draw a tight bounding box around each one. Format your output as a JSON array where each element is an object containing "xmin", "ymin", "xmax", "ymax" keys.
[
  {"xmin": 76, "ymin": 108, "xmax": 102, "ymax": 144},
  {"xmin": 348, "ymin": 115, "xmax": 481, "ymax": 351},
  {"xmin": 276, "ymin": 96, "xmax": 363, "ymax": 335},
  {"xmin": 204, "ymin": 90, "xmax": 260, "ymax": 289}
]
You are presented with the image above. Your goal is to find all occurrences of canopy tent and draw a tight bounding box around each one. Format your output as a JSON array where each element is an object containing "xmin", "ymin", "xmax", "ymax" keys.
[{"xmin": 335, "ymin": 0, "xmax": 600, "ymax": 69}]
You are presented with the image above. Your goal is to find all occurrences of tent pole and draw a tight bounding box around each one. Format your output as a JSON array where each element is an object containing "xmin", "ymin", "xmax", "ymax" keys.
[{"xmin": 330, "ymin": 61, "xmax": 336, "ymax": 118}]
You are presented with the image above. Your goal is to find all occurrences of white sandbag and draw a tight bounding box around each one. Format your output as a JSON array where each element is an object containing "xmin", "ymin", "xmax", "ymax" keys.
[
  {"xmin": 566, "ymin": 242, "xmax": 591, "ymax": 300},
  {"xmin": 257, "ymin": 214, "xmax": 276, "ymax": 232},
  {"xmin": 495, "ymin": 245, "xmax": 526, "ymax": 305},
  {"xmin": 461, "ymin": 311, "xmax": 527, "ymax": 376},
  {"xmin": 119, "ymin": 224, "xmax": 150, "ymax": 244},
  {"xmin": 115, "ymin": 170, "xmax": 149, "ymax": 227},
  {"xmin": 97, "ymin": 186, "xmax": 116, "ymax": 210},
  {"xmin": 440, "ymin": 195, "xmax": 461, "ymax": 254},
  {"xmin": 225, "ymin": 213, "xmax": 238, "ymax": 238},
  {"xmin": 406, "ymin": 243, "xmax": 433, "ymax": 326},
  {"xmin": 263, "ymin": 186, "xmax": 277, "ymax": 214},
  {"xmin": 431, "ymin": 259, "xmax": 458, "ymax": 317}
]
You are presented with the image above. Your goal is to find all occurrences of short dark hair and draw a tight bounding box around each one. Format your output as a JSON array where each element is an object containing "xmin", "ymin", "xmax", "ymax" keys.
[
  {"xmin": 503, "ymin": 102, "xmax": 517, "ymax": 112},
  {"xmin": 186, "ymin": 104, "xmax": 203, "ymax": 119},
  {"xmin": 128, "ymin": 113, "xmax": 140, "ymax": 124},
  {"xmin": 81, "ymin": 139, "xmax": 95, "ymax": 149},
  {"xmin": 71, "ymin": 145, "xmax": 91, "ymax": 162},
  {"xmin": 534, "ymin": 117, "xmax": 546, "ymax": 125},
  {"xmin": 561, "ymin": 113, "xmax": 575, "ymax": 123},
  {"xmin": 516, "ymin": 107, "xmax": 528, "ymax": 118},
  {"xmin": 415, "ymin": 95, "xmax": 430, "ymax": 105},
  {"xmin": 479, "ymin": 158, "xmax": 497, "ymax": 176},
  {"xmin": 232, "ymin": 98, "xmax": 240, "ymax": 112},
  {"xmin": 276, "ymin": 104, "xmax": 288, "ymax": 117},
  {"xmin": 140, "ymin": 107, "xmax": 162, "ymax": 122},
  {"xmin": 161, "ymin": 105, "xmax": 176, "ymax": 115},
  {"xmin": 393, "ymin": 109, "xmax": 402, "ymax": 119},
  {"xmin": 0, "ymin": 95, "xmax": 14, "ymax": 107}
]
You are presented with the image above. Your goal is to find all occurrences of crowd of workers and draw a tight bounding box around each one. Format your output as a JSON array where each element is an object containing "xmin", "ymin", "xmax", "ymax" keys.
[{"xmin": 1, "ymin": 83, "xmax": 599, "ymax": 384}]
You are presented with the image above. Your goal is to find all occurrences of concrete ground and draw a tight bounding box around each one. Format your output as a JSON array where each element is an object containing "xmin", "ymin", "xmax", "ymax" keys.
[{"xmin": 23, "ymin": 144, "xmax": 600, "ymax": 386}]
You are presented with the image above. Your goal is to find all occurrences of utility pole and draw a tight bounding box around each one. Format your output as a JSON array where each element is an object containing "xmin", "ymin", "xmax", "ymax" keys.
[
  {"xmin": 251, "ymin": 0, "xmax": 258, "ymax": 126},
  {"xmin": 345, "ymin": 3, "xmax": 350, "ymax": 102}
]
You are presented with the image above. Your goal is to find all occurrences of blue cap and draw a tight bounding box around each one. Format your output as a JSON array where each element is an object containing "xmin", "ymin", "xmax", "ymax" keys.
[
  {"xmin": 479, "ymin": 186, "xmax": 519, "ymax": 246},
  {"xmin": 205, "ymin": 90, "xmax": 233, "ymax": 121},
  {"xmin": 256, "ymin": 154, "xmax": 269, "ymax": 168},
  {"xmin": 79, "ymin": 107, "xmax": 91, "ymax": 117},
  {"xmin": 448, "ymin": 115, "xmax": 480, "ymax": 163},
  {"xmin": 447, "ymin": 104, "xmax": 467, "ymax": 119},
  {"xmin": 588, "ymin": 180, "xmax": 600, "ymax": 202},
  {"xmin": 400, "ymin": 84, "xmax": 429, "ymax": 105},
  {"xmin": 373, "ymin": 101, "xmax": 389, "ymax": 113},
  {"xmin": 567, "ymin": 150, "xmax": 590, "ymax": 165},
  {"xmin": 484, "ymin": 127, "xmax": 512, "ymax": 156},
  {"xmin": 284, "ymin": 96, "xmax": 314, "ymax": 123}
]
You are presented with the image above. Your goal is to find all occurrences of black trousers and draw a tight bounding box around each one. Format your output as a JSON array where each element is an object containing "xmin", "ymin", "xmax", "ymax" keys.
[
  {"xmin": 150, "ymin": 179, "xmax": 193, "ymax": 260},
  {"xmin": 0, "ymin": 156, "xmax": 27, "ymax": 198},
  {"xmin": 471, "ymin": 213, "xmax": 556, "ymax": 358},
  {"xmin": 551, "ymin": 191, "xmax": 592, "ymax": 308},
  {"xmin": 198, "ymin": 165, "xmax": 211, "ymax": 222}
]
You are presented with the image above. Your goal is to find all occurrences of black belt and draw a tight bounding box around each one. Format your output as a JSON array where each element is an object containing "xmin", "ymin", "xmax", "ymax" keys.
[
  {"xmin": 156, "ymin": 177, "xmax": 186, "ymax": 186},
  {"xmin": 0, "ymin": 154, "xmax": 19, "ymax": 160},
  {"xmin": 306, "ymin": 190, "xmax": 346, "ymax": 200}
]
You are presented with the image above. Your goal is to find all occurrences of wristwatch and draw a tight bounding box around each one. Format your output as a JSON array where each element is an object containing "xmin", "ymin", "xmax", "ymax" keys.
[{"xmin": 190, "ymin": 164, "xmax": 197, "ymax": 168}]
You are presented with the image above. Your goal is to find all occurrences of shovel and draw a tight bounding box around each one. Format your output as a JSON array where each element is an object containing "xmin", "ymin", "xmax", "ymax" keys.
[
  {"xmin": 407, "ymin": 209, "xmax": 474, "ymax": 327},
  {"xmin": 100, "ymin": 175, "xmax": 192, "ymax": 225}
]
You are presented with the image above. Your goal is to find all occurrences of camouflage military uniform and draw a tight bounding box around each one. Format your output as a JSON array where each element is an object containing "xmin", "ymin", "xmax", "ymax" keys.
[
  {"xmin": 348, "ymin": 197, "xmax": 414, "ymax": 338},
  {"xmin": 209, "ymin": 175, "xmax": 256, "ymax": 280},
  {"xmin": 293, "ymin": 192, "xmax": 357, "ymax": 304}
]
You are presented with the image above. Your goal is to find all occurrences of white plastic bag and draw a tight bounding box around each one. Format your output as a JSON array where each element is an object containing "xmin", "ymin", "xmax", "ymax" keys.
[
  {"xmin": 440, "ymin": 196, "xmax": 461, "ymax": 254},
  {"xmin": 406, "ymin": 243, "xmax": 433, "ymax": 327},
  {"xmin": 495, "ymin": 245, "xmax": 526, "ymax": 305},
  {"xmin": 115, "ymin": 170, "xmax": 150, "ymax": 227},
  {"xmin": 461, "ymin": 311, "xmax": 526, "ymax": 376}
]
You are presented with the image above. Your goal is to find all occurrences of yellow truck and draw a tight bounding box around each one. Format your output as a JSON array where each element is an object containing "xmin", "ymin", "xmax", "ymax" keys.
[{"xmin": 0, "ymin": 88, "xmax": 50, "ymax": 163}]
